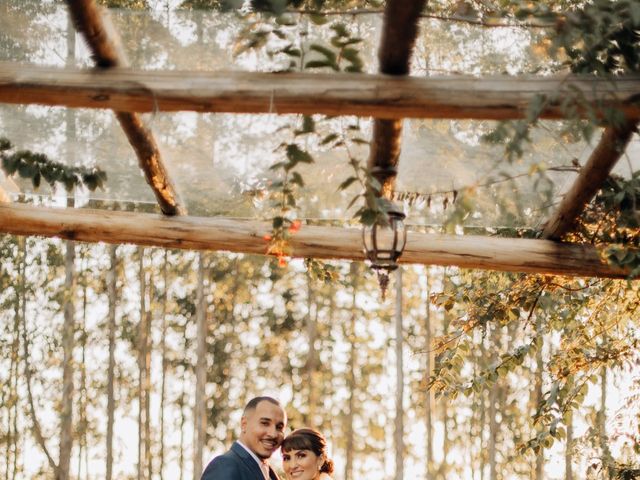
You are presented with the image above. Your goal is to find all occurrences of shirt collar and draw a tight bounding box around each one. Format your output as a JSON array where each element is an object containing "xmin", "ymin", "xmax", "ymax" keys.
[{"xmin": 237, "ymin": 440, "xmax": 269, "ymax": 469}]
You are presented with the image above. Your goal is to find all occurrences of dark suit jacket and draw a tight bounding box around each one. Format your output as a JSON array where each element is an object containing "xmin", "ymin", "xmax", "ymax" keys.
[{"xmin": 200, "ymin": 441, "xmax": 280, "ymax": 480}]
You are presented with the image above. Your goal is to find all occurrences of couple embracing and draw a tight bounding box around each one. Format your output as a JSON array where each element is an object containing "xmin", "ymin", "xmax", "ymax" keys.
[{"xmin": 201, "ymin": 396, "xmax": 334, "ymax": 480}]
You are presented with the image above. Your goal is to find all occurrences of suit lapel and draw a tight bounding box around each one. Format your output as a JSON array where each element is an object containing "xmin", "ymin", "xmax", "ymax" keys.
[
  {"xmin": 268, "ymin": 465, "xmax": 280, "ymax": 480},
  {"xmin": 230, "ymin": 442, "xmax": 268, "ymax": 480}
]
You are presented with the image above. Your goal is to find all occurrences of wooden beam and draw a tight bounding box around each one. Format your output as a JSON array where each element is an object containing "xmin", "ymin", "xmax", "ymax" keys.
[
  {"xmin": 65, "ymin": 0, "xmax": 185, "ymax": 216},
  {"xmin": 368, "ymin": 0, "xmax": 427, "ymax": 198},
  {"xmin": 1, "ymin": 63, "xmax": 639, "ymax": 120},
  {"xmin": 542, "ymin": 121, "xmax": 638, "ymax": 240},
  {"xmin": 0, "ymin": 202, "xmax": 630, "ymax": 279}
]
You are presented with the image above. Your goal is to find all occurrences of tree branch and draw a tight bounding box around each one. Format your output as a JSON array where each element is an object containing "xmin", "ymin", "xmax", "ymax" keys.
[{"xmin": 65, "ymin": 0, "xmax": 185, "ymax": 215}]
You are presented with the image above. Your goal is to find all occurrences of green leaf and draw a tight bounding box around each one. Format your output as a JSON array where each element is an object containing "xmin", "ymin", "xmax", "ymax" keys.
[
  {"xmin": 286, "ymin": 144, "xmax": 314, "ymax": 164},
  {"xmin": 346, "ymin": 194, "xmax": 361, "ymax": 210},
  {"xmin": 290, "ymin": 171, "xmax": 305, "ymax": 187},
  {"xmin": 360, "ymin": 208, "xmax": 377, "ymax": 225},
  {"xmin": 304, "ymin": 60, "xmax": 333, "ymax": 69},
  {"xmin": 309, "ymin": 44, "xmax": 337, "ymax": 63},
  {"xmin": 338, "ymin": 176, "xmax": 358, "ymax": 191},
  {"xmin": 309, "ymin": 13, "xmax": 328, "ymax": 25},
  {"xmin": 275, "ymin": 14, "xmax": 296, "ymax": 26},
  {"xmin": 320, "ymin": 133, "xmax": 339, "ymax": 145},
  {"xmin": 330, "ymin": 22, "xmax": 348, "ymax": 38},
  {"xmin": 1, "ymin": 155, "xmax": 18, "ymax": 175}
]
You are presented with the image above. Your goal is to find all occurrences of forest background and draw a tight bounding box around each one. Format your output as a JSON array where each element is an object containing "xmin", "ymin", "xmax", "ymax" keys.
[{"xmin": 1, "ymin": 0, "xmax": 639, "ymax": 479}]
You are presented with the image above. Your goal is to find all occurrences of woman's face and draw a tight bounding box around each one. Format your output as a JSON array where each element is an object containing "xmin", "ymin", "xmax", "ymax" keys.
[{"xmin": 282, "ymin": 448, "xmax": 324, "ymax": 480}]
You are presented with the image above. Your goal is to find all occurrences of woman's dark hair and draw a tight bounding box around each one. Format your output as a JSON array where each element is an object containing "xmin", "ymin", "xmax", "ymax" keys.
[{"xmin": 281, "ymin": 428, "xmax": 334, "ymax": 475}]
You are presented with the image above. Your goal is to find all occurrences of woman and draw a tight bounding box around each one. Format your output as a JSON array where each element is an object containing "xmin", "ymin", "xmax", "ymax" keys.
[{"xmin": 281, "ymin": 428, "xmax": 334, "ymax": 480}]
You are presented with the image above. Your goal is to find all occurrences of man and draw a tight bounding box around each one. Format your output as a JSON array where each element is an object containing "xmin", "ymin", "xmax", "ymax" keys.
[{"xmin": 201, "ymin": 396, "xmax": 286, "ymax": 480}]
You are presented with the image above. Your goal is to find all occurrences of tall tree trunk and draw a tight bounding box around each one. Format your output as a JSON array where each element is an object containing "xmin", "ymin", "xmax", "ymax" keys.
[
  {"xmin": 179, "ymin": 389, "xmax": 186, "ymax": 480},
  {"xmin": 599, "ymin": 366, "xmax": 612, "ymax": 477},
  {"xmin": 439, "ymin": 271, "xmax": 451, "ymax": 478},
  {"xmin": 159, "ymin": 251, "xmax": 169, "ymax": 480},
  {"xmin": 145, "ymin": 266, "xmax": 153, "ymax": 480},
  {"xmin": 565, "ymin": 412, "xmax": 573, "ymax": 480},
  {"xmin": 344, "ymin": 262, "xmax": 358, "ymax": 480},
  {"xmin": 306, "ymin": 275, "xmax": 319, "ymax": 425},
  {"xmin": 488, "ymin": 323, "xmax": 502, "ymax": 480},
  {"xmin": 488, "ymin": 376, "xmax": 498, "ymax": 480},
  {"xmin": 534, "ymin": 315, "xmax": 544, "ymax": 480},
  {"xmin": 137, "ymin": 248, "xmax": 146, "ymax": 480},
  {"xmin": 106, "ymin": 245, "xmax": 118, "ymax": 480},
  {"xmin": 59, "ymin": 231, "xmax": 76, "ymax": 480},
  {"xmin": 193, "ymin": 252, "xmax": 207, "ymax": 480},
  {"xmin": 478, "ymin": 331, "xmax": 487, "ymax": 480},
  {"xmin": 424, "ymin": 268, "xmax": 434, "ymax": 480},
  {"xmin": 7, "ymin": 238, "xmax": 24, "ymax": 480},
  {"xmin": 77, "ymin": 250, "xmax": 89, "ymax": 480},
  {"xmin": 59, "ymin": 14, "xmax": 77, "ymax": 479},
  {"xmin": 394, "ymin": 268, "xmax": 404, "ymax": 480}
]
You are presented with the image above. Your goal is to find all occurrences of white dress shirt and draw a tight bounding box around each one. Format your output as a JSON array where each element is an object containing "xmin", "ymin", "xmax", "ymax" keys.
[{"xmin": 237, "ymin": 440, "xmax": 271, "ymax": 480}]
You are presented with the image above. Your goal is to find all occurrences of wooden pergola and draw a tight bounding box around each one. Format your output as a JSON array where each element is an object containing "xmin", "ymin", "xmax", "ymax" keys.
[{"xmin": 0, "ymin": 0, "xmax": 638, "ymax": 278}]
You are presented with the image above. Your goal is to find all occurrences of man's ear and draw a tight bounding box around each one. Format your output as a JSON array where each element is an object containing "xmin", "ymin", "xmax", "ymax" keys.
[{"xmin": 240, "ymin": 415, "xmax": 247, "ymax": 434}]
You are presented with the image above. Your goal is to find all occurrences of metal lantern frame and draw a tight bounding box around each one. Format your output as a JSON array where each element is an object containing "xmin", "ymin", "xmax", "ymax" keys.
[{"xmin": 362, "ymin": 206, "xmax": 407, "ymax": 299}]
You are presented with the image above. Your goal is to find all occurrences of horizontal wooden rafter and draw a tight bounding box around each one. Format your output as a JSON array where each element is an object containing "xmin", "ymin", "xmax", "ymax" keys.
[
  {"xmin": 0, "ymin": 202, "xmax": 631, "ymax": 279},
  {"xmin": 1, "ymin": 63, "xmax": 639, "ymax": 120}
]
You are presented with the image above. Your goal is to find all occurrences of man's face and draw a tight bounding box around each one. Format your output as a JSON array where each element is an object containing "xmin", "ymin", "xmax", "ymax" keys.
[{"xmin": 240, "ymin": 400, "xmax": 287, "ymax": 460}]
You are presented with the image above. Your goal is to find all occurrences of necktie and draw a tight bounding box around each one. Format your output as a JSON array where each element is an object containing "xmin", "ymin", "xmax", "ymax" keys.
[{"xmin": 261, "ymin": 461, "xmax": 270, "ymax": 480}]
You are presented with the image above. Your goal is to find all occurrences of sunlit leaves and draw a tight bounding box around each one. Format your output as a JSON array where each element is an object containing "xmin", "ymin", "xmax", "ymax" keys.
[{"xmin": 0, "ymin": 137, "xmax": 107, "ymax": 193}]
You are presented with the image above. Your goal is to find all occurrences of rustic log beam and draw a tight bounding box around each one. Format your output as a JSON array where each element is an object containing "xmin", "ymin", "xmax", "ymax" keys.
[
  {"xmin": 3, "ymin": 63, "xmax": 639, "ymax": 120},
  {"xmin": 368, "ymin": 0, "xmax": 427, "ymax": 198},
  {"xmin": 0, "ymin": 202, "xmax": 630, "ymax": 279},
  {"xmin": 542, "ymin": 121, "xmax": 638, "ymax": 240},
  {"xmin": 65, "ymin": 0, "xmax": 185, "ymax": 215}
]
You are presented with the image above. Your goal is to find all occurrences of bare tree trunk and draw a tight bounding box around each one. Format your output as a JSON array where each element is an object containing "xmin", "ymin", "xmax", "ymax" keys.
[
  {"xmin": 137, "ymin": 248, "xmax": 146, "ymax": 480},
  {"xmin": 478, "ymin": 334, "xmax": 487, "ymax": 480},
  {"xmin": 193, "ymin": 252, "xmax": 207, "ymax": 480},
  {"xmin": 344, "ymin": 262, "xmax": 358, "ymax": 480},
  {"xmin": 534, "ymin": 316, "xmax": 544, "ymax": 480},
  {"xmin": 179, "ymin": 389, "xmax": 186, "ymax": 480},
  {"xmin": 6, "ymin": 237, "xmax": 24, "ymax": 480},
  {"xmin": 145, "ymin": 266, "xmax": 153, "ymax": 480},
  {"xmin": 394, "ymin": 268, "xmax": 404, "ymax": 480},
  {"xmin": 306, "ymin": 275, "xmax": 319, "ymax": 425},
  {"xmin": 424, "ymin": 269, "xmax": 434, "ymax": 480},
  {"xmin": 59, "ymin": 236, "xmax": 76, "ymax": 480},
  {"xmin": 159, "ymin": 251, "xmax": 168, "ymax": 480},
  {"xmin": 565, "ymin": 412, "xmax": 573, "ymax": 480},
  {"xmin": 488, "ymin": 378, "xmax": 498, "ymax": 480},
  {"xmin": 599, "ymin": 367, "xmax": 612, "ymax": 477},
  {"xmin": 77, "ymin": 250, "xmax": 89, "ymax": 480},
  {"xmin": 106, "ymin": 245, "xmax": 117, "ymax": 480},
  {"xmin": 439, "ymin": 271, "xmax": 451, "ymax": 478},
  {"xmin": 59, "ymin": 15, "xmax": 77, "ymax": 480}
]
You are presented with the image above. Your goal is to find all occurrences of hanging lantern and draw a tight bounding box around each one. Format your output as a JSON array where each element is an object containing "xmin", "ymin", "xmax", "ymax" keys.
[{"xmin": 362, "ymin": 205, "xmax": 407, "ymax": 300}]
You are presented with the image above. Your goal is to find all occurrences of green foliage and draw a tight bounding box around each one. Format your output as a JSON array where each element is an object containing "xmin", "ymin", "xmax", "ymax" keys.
[
  {"xmin": 570, "ymin": 171, "xmax": 640, "ymax": 278},
  {"xmin": 0, "ymin": 137, "xmax": 107, "ymax": 192},
  {"xmin": 179, "ymin": 0, "xmax": 225, "ymax": 9},
  {"xmin": 97, "ymin": 0, "xmax": 149, "ymax": 8},
  {"xmin": 484, "ymin": 0, "xmax": 640, "ymax": 160}
]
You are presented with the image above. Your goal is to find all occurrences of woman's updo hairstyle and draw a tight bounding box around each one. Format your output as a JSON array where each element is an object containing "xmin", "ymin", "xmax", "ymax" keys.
[{"xmin": 281, "ymin": 428, "xmax": 334, "ymax": 475}]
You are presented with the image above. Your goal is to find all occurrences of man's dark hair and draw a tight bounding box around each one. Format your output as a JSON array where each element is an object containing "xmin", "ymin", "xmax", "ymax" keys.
[{"xmin": 243, "ymin": 396, "xmax": 281, "ymax": 415}]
